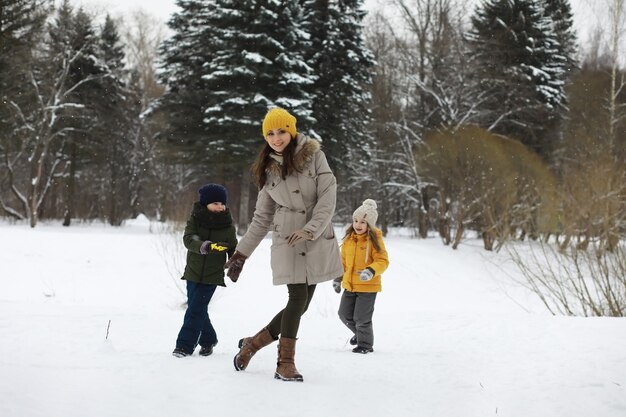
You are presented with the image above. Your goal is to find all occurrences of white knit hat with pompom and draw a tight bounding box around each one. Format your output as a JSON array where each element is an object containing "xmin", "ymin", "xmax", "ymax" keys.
[{"xmin": 352, "ymin": 199, "xmax": 378, "ymax": 228}]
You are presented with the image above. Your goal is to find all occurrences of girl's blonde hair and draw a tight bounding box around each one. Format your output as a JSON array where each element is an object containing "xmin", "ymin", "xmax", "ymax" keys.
[{"xmin": 342, "ymin": 224, "xmax": 381, "ymax": 252}]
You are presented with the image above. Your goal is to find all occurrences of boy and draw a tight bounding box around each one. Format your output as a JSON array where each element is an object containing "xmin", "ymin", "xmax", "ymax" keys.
[{"xmin": 172, "ymin": 184, "xmax": 237, "ymax": 357}]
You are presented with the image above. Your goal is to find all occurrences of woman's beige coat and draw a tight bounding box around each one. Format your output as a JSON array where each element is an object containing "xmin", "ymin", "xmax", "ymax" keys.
[{"xmin": 236, "ymin": 134, "xmax": 343, "ymax": 285}]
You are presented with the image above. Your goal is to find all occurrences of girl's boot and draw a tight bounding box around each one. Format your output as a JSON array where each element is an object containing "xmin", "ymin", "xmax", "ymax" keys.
[
  {"xmin": 274, "ymin": 337, "xmax": 303, "ymax": 382},
  {"xmin": 233, "ymin": 327, "xmax": 276, "ymax": 371}
]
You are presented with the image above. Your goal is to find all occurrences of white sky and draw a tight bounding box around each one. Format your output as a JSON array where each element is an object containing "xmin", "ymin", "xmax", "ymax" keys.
[
  {"xmin": 74, "ymin": 0, "xmax": 178, "ymax": 21},
  {"xmin": 72, "ymin": 0, "xmax": 620, "ymax": 56}
]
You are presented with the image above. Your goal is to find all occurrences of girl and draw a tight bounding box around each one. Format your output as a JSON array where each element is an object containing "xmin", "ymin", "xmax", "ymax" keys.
[
  {"xmin": 336, "ymin": 199, "xmax": 389, "ymax": 354},
  {"xmin": 224, "ymin": 107, "xmax": 343, "ymax": 381}
]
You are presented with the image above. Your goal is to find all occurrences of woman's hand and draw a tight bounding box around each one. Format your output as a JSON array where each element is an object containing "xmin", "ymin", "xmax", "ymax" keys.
[
  {"xmin": 287, "ymin": 229, "xmax": 314, "ymax": 247},
  {"xmin": 224, "ymin": 251, "xmax": 247, "ymax": 282}
]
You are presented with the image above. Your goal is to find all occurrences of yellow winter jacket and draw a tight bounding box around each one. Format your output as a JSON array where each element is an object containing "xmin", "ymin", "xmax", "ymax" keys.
[{"xmin": 340, "ymin": 228, "xmax": 389, "ymax": 293}]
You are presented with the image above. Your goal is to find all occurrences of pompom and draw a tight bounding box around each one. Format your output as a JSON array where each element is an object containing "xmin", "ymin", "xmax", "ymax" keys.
[{"xmin": 362, "ymin": 199, "xmax": 377, "ymax": 209}]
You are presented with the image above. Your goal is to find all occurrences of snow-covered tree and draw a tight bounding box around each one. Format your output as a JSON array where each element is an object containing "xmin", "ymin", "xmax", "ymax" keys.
[
  {"xmin": 301, "ymin": 0, "xmax": 375, "ymax": 175},
  {"xmin": 0, "ymin": 0, "xmax": 49, "ymax": 218},
  {"xmin": 91, "ymin": 14, "xmax": 137, "ymax": 225},
  {"xmin": 361, "ymin": 0, "xmax": 477, "ymax": 236},
  {"xmin": 467, "ymin": 0, "xmax": 568, "ymax": 156},
  {"xmin": 0, "ymin": 1, "xmax": 103, "ymax": 227},
  {"xmin": 544, "ymin": 0, "xmax": 577, "ymax": 76},
  {"xmin": 0, "ymin": 0, "xmax": 47, "ymax": 120},
  {"xmin": 200, "ymin": 0, "xmax": 315, "ymax": 156},
  {"xmin": 54, "ymin": 7, "xmax": 112, "ymax": 226},
  {"xmin": 159, "ymin": 0, "xmax": 316, "ymax": 159},
  {"xmin": 158, "ymin": 0, "xmax": 217, "ymax": 152},
  {"xmin": 119, "ymin": 10, "xmax": 168, "ymax": 219}
]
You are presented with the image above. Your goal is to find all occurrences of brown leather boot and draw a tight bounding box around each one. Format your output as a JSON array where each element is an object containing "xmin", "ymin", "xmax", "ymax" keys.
[
  {"xmin": 274, "ymin": 337, "xmax": 303, "ymax": 382},
  {"xmin": 233, "ymin": 327, "xmax": 276, "ymax": 371}
]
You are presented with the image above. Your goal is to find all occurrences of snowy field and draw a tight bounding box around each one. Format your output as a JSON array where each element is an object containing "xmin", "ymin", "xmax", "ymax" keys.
[{"xmin": 1, "ymin": 218, "xmax": 625, "ymax": 417}]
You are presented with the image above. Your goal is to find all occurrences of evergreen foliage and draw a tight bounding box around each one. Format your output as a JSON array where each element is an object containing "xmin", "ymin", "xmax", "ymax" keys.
[
  {"xmin": 543, "ymin": 0, "xmax": 577, "ymax": 75},
  {"xmin": 159, "ymin": 0, "xmax": 315, "ymax": 170},
  {"xmin": 158, "ymin": 0, "xmax": 218, "ymax": 155},
  {"xmin": 302, "ymin": 0, "xmax": 375, "ymax": 173},
  {"xmin": 467, "ymin": 0, "xmax": 574, "ymax": 156},
  {"xmin": 201, "ymin": 0, "xmax": 315, "ymax": 159},
  {"xmin": 94, "ymin": 14, "xmax": 138, "ymax": 225},
  {"xmin": 0, "ymin": 0, "xmax": 48, "ymax": 150}
]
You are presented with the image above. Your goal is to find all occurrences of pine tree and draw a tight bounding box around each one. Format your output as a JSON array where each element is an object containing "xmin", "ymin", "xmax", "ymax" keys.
[
  {"xmin": 51, "ymin": 5, "xmax": 110, "ymax": 225},
  {"xmin": 0, "ymin": 0, "xmax": 47, "ymax": 141},
  {"xmin": 467, "ymin": 0, "xmax": 567, "ymax": 155},
  {"xmin": 200, "ymin": 0, "xmax": 315, "ymax": 158},
  {"xmin": 158, "ymin": 0, "xmax": 218, "ymax": 154},
  {"xmin": 302, "ymin": 0, "xmax": 375, "ymax": 174},
  {"xmin": 543, "ymin": 0, "xmax": 577, "ymax": 76},
  {"xmin": 0, "ymin": 0, "xmax": 47, "ymax": 88},
  {"xmin": 95, "ymin": 14, "xmax": 136, "ymax": 225},
  {"xmin": 160, "ymin": 0, "xmax": 316, "ymax": 158}
]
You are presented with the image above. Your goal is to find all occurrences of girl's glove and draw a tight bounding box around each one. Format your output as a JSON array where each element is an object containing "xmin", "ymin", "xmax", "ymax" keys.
[
  {"xmin": 224, "ymin": 251, "xmax": 247, "ymax": 282},
  {"xmin": 332, "ymin": 279, "xmax": 342, "ymax": 293},
  {"xmin": 359, "ymin": 267, "xmax": 375, "ymax": 282}
]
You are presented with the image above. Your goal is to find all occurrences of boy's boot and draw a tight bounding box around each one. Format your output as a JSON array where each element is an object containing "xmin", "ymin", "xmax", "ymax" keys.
[
  {"xmin": 274, "ymin": 337, "xmax": 303, "ymax": 382},
  {"xmin": 233, "ymin": 327, "xmax": 276, "ymax": 371}
]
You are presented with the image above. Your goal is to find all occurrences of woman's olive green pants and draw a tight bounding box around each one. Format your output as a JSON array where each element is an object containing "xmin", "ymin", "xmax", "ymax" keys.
[{"xmin": 267, "ymin": 283, "xmax": 316, "ymax": 339}]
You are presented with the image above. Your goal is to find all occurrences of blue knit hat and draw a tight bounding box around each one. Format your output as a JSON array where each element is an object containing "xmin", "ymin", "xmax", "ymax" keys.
[{"xmin": 198, "ymin": 184, "xmax": 227, "ymax": 206}]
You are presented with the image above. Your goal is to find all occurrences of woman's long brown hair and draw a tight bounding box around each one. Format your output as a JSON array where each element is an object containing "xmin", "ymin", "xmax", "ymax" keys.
[
  {"xmin": 342, "ymin": 225, "xmax": 381, "ymax": 252},
  {"xmin": 251, "ymin": 138, "xmax": 299, "ymax": 189}
]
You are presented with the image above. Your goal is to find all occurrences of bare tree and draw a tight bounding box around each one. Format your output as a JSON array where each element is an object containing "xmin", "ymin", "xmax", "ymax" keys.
[
  {"xmin": 119, "ymin": 9, "xmax": 167, "ymax": 218},
  {"xmin": 558, "ymin": 0, "xmax": 626, "ymax": 252},
  {"xmin": 393, "ymin": 0, "xmax": 480, "ymax": 127},
  {"xmin": 418, "ymin": 125, "xmax": 558, "ymax": 250},
  {"xmin": 120, "ymin": 9, "xmax": 166, "ymax": 104},
  {"xmin": 607, "ymin": 0, "xmax": 626, "ymax": 146},
  {"xmin": 365, "ymin": 0, "xmax": 480, "ymax": 236},
  {"xmin": 509, "ymin": 241, "xmax": 626, "ymax": 317},
  {"xmin": 1, "ymin": 40, "xmax": 101, "ymax": 227}
]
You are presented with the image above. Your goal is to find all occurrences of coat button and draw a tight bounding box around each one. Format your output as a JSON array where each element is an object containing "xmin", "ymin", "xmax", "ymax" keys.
[
  {"xmin": 300, "ymin": 252, "xmax": 305, "ymax": 256},
  {"xmin": 293, "ymin": 189, "xmax": 300, "ymax": 193}
]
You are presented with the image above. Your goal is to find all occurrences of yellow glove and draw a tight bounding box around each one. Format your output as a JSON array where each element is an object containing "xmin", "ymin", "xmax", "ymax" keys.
[{"xmin": 200, "ymin": 241, "xmax": 229, "ymax": 254}]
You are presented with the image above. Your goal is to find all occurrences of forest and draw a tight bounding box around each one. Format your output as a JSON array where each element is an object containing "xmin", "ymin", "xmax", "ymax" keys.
[{"xmin": 1, "ymin": 0, "xmax": 624, "ymax": 258}]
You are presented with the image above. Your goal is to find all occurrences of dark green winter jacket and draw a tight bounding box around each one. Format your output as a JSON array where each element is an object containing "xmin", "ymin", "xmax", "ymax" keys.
[{"xmin": 182, "ymin": 202, "xmax": 237, "ymax": 285}]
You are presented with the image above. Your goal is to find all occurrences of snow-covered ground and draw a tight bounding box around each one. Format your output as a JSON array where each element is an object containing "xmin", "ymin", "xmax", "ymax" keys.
[{"xmin": 1, "ymin": 219, "xmax": 625, "ymax": 417}]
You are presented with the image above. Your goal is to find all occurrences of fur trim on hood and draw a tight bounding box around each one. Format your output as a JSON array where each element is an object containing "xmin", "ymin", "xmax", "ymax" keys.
[{"xmin": 266, "ymin": 134, "xmax": 320, "ymax": 177}]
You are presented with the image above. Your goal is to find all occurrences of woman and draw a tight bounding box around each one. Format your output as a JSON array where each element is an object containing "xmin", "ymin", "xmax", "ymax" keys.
[{"xmin": 225, "ymin": 107, "xmax": 343, "ymax": 382}]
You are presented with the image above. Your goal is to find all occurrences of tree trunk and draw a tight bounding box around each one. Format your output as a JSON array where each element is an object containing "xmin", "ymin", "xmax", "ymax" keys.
[
  {"xmin": 63, "ymin": 140, "xmax": 77, "ymax": 227},
  {"xmin": 109, "ymin": 139, "xmax": 121, "ymax": 226},
  {"xmin": 437, "ymin": 192, "xmax": 451, "ymax": 245},
  {"xmin": 28, "ymin": 152, "xmax": 40, "ymax": 228},
  {"xmin": 417, "ymin": 206, "xmax": 428, "ymax": 238}
]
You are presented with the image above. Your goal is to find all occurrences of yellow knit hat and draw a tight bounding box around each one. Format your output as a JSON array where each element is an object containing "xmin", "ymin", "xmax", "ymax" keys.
[{"xmin": 262, "ymin": 108, "xmax": 297, "ymax": 138}]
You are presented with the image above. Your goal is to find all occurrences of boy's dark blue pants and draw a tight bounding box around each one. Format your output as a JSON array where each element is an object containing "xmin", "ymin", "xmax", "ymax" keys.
[{"xmin": 176, "ymin": 281, "xmax": 218, "ymax": 353}]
